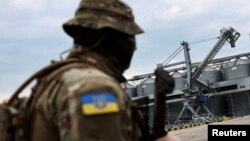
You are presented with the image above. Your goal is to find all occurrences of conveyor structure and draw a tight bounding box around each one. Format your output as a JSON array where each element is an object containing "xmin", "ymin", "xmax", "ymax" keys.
[{"xmin": 125, "ymin": 27, "xmax": 248, "ymax": 123}]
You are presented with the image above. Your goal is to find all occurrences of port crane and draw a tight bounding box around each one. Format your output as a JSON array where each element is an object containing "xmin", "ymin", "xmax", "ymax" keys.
[
  {"xmin": 174, "ymin": 27, "xmax": 240, "ymax": 121},
  {"xmin": 126, "ymin": 27, "xmax": 240, "ymax": 122}
]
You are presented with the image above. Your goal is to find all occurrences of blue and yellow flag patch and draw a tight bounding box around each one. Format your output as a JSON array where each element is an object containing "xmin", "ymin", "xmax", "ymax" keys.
[{"xmin": 81, "ymin": 92, "xmax": 119, "ymax": 115}]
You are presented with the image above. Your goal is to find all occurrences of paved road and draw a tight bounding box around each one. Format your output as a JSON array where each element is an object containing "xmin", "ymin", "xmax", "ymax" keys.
[{"xmin": 169, "ymin": 115, "xmax": 250, "ymax": 141}]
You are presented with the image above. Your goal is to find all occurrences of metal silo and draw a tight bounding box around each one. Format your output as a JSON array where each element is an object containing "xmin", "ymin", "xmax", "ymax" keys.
[
  {"xmin": 200, "ymin": 66, "xmax": 224, "ymax": 85},
  {"xmin": 223, "ymin": 59, "xmax": 250, "ymax": 80},
  {"xmin": 172, "ymin": 72, "xmax": 186, "ymax": 90},
  {"xmin": 122, "ymin": 83, "xmax": 137, "ymax": 98},
  {"xmin": 199, "ymin": 66, "xmax": 228, "ymax": 117},
  {"xmin": 136, "ymin": 78, "xmax": 155, "ymax": 96},
  {"xmin": 222, "ymin": 59, "xmax": 250, "ymax": 116}
]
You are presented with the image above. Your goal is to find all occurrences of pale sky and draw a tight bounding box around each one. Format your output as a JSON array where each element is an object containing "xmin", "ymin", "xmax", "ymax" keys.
[{"xmin": 1, "ymin": 0, "xmax": 250, "ymax": 100}]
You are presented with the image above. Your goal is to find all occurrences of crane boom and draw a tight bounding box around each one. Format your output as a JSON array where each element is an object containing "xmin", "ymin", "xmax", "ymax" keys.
[{"xmin": 191, "ymin": 27, "xmax": 240, "ymax": 84}]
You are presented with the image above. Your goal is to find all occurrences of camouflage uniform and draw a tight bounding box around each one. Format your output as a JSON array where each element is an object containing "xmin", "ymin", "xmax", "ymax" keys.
[{"xmin": 29, "ymin": 0, "xmax": 143, "ymax": 141}]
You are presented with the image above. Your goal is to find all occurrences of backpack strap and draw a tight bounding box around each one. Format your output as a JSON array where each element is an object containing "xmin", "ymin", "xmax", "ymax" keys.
[
  {"xmin": 28, "ymin": 62, "xmax": 91, "ymax": 113},
  {"xmin": 8, "ymin": 58, "xmax": 94, "ymax": 106}
]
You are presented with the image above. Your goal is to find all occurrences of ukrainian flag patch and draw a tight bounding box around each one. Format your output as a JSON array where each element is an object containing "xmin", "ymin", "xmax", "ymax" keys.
[{"xmin": 81, "ymin": 92, "xmax": 119, "ymax": 115}]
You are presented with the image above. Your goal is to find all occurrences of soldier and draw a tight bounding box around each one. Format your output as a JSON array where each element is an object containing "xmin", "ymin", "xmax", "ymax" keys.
[{"xmin": 2, "ymin": 0, "xmax": 181, "ymax": 141}]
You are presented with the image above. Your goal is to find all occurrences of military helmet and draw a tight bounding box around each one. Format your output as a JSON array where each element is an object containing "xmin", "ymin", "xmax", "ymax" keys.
[{"xmin": 63, "ymin": 0, "xmax": 143, "ymax": 38}]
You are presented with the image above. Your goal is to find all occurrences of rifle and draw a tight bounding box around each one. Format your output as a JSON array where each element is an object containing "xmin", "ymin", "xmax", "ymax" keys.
[
  {"xmin": 132, "ymin": 68, "xmax": 175, "ymax": 140},
  {"xmin": 151, "ymin": 68, "xmax": 175, "ymax": 139}
]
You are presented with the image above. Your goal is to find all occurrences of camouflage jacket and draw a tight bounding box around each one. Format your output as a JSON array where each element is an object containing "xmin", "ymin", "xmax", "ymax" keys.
[{"xmin": 29, "ymin": 62, "xmax": 139, "ymax": 141}]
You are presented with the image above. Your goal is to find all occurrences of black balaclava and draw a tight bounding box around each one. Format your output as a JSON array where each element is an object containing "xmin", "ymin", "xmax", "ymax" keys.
[{"xmin": 73, "ymin": 28, "xmax": 136, "ymax": 73}]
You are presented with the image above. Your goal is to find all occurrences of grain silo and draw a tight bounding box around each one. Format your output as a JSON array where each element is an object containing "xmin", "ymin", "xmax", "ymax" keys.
[
  {"xmin": 172, "ymin": 72, "xmax": 186, "ymax": 90},
  {"xmin": 200, "ymin": 66, "xmax": 224, "ymax": 85},
  {"xmin": 122, "ymin": 82, "xmax": 137, "ymax": 98},
  {"xmin": 222, "ymin": 58, "xmax": 250, "ymax": 116},
  {"xmin": 223, "ymin": 58, "xmax": 250, "ymax": 80},
  {"xmin": 136, "ymin": 78, "xmax": 155, "ymax": 96}
]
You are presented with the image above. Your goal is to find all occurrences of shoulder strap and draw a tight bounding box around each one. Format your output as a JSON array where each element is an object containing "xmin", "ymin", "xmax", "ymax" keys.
[
  {"xmin": 7, "ymin": 58, "xmax": 88, "ymax": 106},
  {"xmin": 28, "ymin": 62, "xmax": 90, "ymax": 111}
]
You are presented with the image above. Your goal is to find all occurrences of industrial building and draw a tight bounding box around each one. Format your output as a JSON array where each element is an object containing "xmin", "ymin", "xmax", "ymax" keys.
[{"xmin": 124, "ymin": 27, "xmax": 250, "ymax": 124}]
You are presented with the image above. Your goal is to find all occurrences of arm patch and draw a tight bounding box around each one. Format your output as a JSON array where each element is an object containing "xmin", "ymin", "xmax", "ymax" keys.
[{"xmin": 81, "ymin": 92, "xmax": 119, "ymax": 115}]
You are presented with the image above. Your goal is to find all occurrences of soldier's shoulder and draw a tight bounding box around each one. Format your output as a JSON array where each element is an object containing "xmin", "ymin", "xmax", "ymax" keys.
[{"xmin": 61, "ymin": 67, "xmax": 117, "ymax": 85}]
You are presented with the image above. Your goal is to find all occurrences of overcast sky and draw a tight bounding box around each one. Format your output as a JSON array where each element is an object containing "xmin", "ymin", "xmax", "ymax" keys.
[{"xmin": 1, "ymin": 0, "xmax": 250, "ymax": 100}]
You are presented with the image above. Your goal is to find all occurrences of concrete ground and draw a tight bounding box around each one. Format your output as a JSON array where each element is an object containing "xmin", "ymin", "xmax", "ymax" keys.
[{"xmin": 169, "ymin": 115, "xmax": 250, "ymax": 141}]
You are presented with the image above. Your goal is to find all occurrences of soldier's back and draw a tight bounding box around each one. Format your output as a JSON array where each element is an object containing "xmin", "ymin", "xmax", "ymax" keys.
[{"xmin": 30, "ymin": 66, "xmax": 139, "ymax": 141}]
